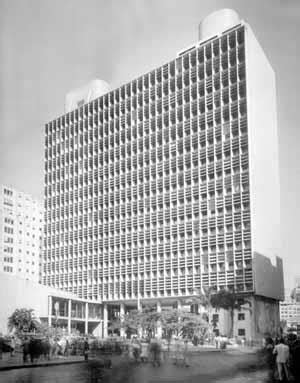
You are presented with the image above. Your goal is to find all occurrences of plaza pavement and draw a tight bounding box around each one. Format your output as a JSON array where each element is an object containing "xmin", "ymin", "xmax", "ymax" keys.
[
  {"xmin": 0, "ymin": 345, "xmax": 269, "ymax": 383},
  {"xmin": 0, "ymin": 351, "xmax": 84, "ymax": 371}
]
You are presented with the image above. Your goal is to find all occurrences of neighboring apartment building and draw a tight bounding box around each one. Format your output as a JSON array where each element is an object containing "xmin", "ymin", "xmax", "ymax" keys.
[
  {"xmin": 0, "ymin": 185, "xmax": 43, "ymax": 282},
  {"xmin": 280, "ymin": 286, "xmax": 300, "ymax": 329},
  {"xmin": 43, "ymin": 9, "xmax": 283, "ymax": 339}
]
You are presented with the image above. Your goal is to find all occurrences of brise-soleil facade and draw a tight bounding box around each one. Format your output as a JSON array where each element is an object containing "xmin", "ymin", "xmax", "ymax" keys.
[{"xmin": 43, "ymin": 10, "xmax": 283, "ymax": 326}]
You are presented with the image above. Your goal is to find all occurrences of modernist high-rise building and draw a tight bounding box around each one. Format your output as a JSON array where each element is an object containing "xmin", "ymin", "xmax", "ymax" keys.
[
  {"xmin": 0, "ymin": 185, "xmax": 43, "ymax": 283},
  {"xmin": 43, "ymin": 9, "xmax": 284, "ymax": 338}
]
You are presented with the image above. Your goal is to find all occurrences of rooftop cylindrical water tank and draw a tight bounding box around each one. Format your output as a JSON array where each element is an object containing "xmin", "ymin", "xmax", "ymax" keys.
[
  {"xmin": 65, "ymin": 79, "xmax": 109, "ymax": 113},
  {"xmin": 198, "ymin": 9, "xmax": 240, "ymax": 40}
]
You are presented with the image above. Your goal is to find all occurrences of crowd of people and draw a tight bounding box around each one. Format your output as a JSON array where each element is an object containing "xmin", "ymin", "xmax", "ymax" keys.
[
  {"xmin": 2, "ymin": 329, "xmax": 300, "ymax": 381},
  {"xmin": 264, "ymin": 334, "xmax": 300, "ymax": 381},
  {"xmin": 123, "ymin": 336, "xmax": 191, "ymax": 367},
  {"xmin": 0, "ymin": 334, "xmax": 84, "ymax": 363}
]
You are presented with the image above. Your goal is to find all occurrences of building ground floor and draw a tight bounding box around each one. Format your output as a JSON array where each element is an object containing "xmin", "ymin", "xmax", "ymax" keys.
[
  {"xmin": 0, "ymin": 272, "xmax": 102, "ymax": 336},
  {"xmin": 0, "ymin": 272, "xmax": 280, "ymax": 341},
  {"xmin": 102, "ymin": 294, "xmax": 281, "ymax": 341}
]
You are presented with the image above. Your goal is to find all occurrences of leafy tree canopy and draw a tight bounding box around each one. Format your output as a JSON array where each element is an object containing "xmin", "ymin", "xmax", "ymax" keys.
[
  {"xmin": 109, "ymin": 305, "xmax": 208, "ymax": 339},
  {"xmin": 8, "ymin": 308, "xmax": 39, "ymax": 334}
]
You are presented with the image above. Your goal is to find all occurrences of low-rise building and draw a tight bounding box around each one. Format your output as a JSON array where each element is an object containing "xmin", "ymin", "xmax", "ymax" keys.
[{"xmin": 0, "ymin": 272, "xmax": 103, "ymax": 336}]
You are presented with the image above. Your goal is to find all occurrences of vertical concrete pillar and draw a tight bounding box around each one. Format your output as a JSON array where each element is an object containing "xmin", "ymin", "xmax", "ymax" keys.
[
  {"xmin": 48, "ymin": 296, "xmax": 52, "ymax": 327},
  {"xmin": 85, "ymin": 302, "xmax": 89, "ymax": 335},
  {"xmin": 120, "ymin": 303, "xmax": 125, "ymax": 338},
  {"xmin": 177, "ymin": 300, "xmax": 182, "ymax": 310},
  {"xmin": 103, "ymin": 303, "xmax": 108, "ymax": 338},
  {"xmin": 157, "ymin": 301, "xmax": 162, "ymax": 338},
  {"xmin": 137, "ymin": 298, "xmax": 143, "ymax": 337},
  {"xmin": 157, "ymin": 301, "xmax": 162, "ymax": 313},
  {"xmin": 68, "ymin": 299, "xmax": 71, "ymax": 334},
  {"xmin": 137, "ymin": 297, "xmax": 142, "ymax": 311}
]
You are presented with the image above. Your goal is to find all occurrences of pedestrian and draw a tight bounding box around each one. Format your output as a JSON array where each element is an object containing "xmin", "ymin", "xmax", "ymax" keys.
[
  {"xmin": 149, "ymin": 337, "xmax": 161, "ymax": 367},
  {"xmin": 83, "ymin": 337, "xmax": 89, "ymax": 361},
  {"xmin": 173, "ymin": 337, "xmax": 182, "ymax": 365},
  {"xmin": 215, "ymin": 334, "xmax": 220, "ymax": 349},
  {"xmin": 64, "ymin": 338, "xmax": 70, "ymax": 357},
  {"xmin": 291, "ymin": 339, "xmax": 300, "ymax": 381},
  {"xmin": 22, "ymin": 336, "xmax": 30, "ymax": 363},
  {"xmin": 0, "ymin": 334, "xmax": 3, "ymax": 360},
  {"xmin": 132, "ymin": 338, "xmax": 141, "ymax": 362},
  {"xmin": 264, "ymin": 337, "xmax": 275, "ymax": 380},
  {"xmin": 10, "ymin": 336, "xmax": 16, "ymax": 357},
  {"xmin": 273, "ymin": 337, "xmax": 290, "ymax": 381},
  {"xmin": 140, "ymin": 339, "xmax": 149, "ymax": 362},
  {"xmin": 183, "ymin": 338, "xmax": 190, "ymax": 367}
]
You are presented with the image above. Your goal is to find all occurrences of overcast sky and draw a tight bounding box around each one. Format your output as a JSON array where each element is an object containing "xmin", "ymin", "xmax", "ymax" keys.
[{"xmin": 0, "ymin": 0, "xmax": 299, "ymax": 290}]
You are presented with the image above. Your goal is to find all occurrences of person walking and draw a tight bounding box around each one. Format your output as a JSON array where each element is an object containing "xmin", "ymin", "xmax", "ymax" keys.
[
  {"xmin": 140, "ymin": 339, "xmax": 149, "ymax": 362},
  {"xmin": 215, "ymin": 334, "xmax": 220, "ymax": 349},
  {"xmin": 183, "ymin": 338, "xmax": 190, "ymax": 367},
  {"xmin": 173, "ymin": 337, "xmax": 182, "ymax": 365},
  {"xmin": 273, "ymin": 338, "xmax": 290, "ymax": 381},
  {"xmin": 132, "ymin": 338, "xmax": 141, "ymax": 362},
  {"xmin": 149, "ymin": 337, "xmax": 161, "ymax": 367},
  {"xmin": 22, "ymin": 337, "xmax": 30, "ymax": 363},
  {"xmin": 291, "ymin": 339, "xmax": 300, "ymax": 381},
  {"xmin": 10, "ymin": 336, "xmax": 16, "ymax": 357},
  {"xmin": 0, "ymin": 334, "xmax": 3, "ymax": 360},
  {"xmin": 265, "ymin": 337, "xmax": 275, "ymax": 380},
  {"xmin": 83, "ymin": 337, "xmax": 89, "ymax": 361}
]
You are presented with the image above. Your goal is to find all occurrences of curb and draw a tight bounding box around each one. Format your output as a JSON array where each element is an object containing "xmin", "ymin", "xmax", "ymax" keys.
[{"xmin": 0, "ymin": 359, "xmax": 85, "ymax": 372}]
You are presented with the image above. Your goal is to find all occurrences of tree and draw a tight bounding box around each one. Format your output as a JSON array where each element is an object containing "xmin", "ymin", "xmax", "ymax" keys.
[
  {"xmin": 210, "ymin": 289, "xmax": 250, "ymax": 337},
  {"xmin": 187, "ymin": 285, "xmax": 217, "ymax": 338},
  {"xmin": 124, "ymin": 306, "xmax": 161, "ymax": 338},
  {"xmin": 109, "ymin": 306, "xmax": 159, "ymax": 338},
  {"xmin": 109, "ymin": 305, "xmax": 208, "ymax": 341},
  {"xmin": 8, "ymin": 308, "xmax": 39, "ymax": 334}
]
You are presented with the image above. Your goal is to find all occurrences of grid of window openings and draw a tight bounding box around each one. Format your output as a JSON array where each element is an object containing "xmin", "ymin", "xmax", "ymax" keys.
[
  {"xmin": 43, "ymin": 25, "xmax": 253, "ymax": 301},
  {"xmin": 1, "ymin": 186, "xmax": 43, "ymax": 281}
]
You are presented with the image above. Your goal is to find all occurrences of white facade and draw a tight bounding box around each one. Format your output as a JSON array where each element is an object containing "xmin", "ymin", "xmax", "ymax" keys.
[
  {"xmin": 0, "ymin": 185, "xmax": 43, "ymax": 282},
  {"xmin": 245, "ymin": 26, "xmax": 283, "ymax": 301}
]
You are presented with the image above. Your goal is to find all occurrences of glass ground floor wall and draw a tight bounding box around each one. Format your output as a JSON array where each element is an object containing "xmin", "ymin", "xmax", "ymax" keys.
[{"xmin": 47, "ymin": 295, "xmax": 102, "ymax": 335}]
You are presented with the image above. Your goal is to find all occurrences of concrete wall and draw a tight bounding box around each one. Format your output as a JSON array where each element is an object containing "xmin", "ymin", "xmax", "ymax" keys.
[
  {"xmin": 245, "ymin": 25, "xmax": 283, "ymax": 301},
  {"xmin": 252, "ymin": 295, "xmax": 280, "ymax": 339},
  {"xmin": 253, "ymin": 253, "xmax": 284, "ymax": 301},
  {"xmin": 212, "ymin": 295, "xmax": 280, "ymax": 340},
  {"xmin": 232, "ymin": 302, "xmax": 252, "ymax": 339}
]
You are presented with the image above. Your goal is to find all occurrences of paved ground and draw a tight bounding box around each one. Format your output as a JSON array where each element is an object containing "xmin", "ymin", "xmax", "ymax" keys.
[
  {"xmin": 0, "ymin": 348, "xmax": 271, "ymax": 383},
  {"xmin": 0, "ymin": 351, "xmax": 84, "ymax": 370},
  {"xmin": 102, "ymin": 351, "xmax": 269, "ymax": 383}
]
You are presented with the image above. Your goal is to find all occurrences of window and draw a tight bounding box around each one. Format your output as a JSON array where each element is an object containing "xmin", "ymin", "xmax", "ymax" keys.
[
  {"xmin": 238, "ymin": 313, "xmax": 245, "ymax": 320},
  {"xmin": 238, "ymin": 328, "xmax": 245, "ymax": 336}
]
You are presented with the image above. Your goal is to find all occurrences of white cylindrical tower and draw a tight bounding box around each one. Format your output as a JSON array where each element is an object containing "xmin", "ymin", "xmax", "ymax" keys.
[
  {"xmin": 65, "ymin": 79, "xmax": 109, "ymax": 113},
  {"xmin": 198, "ymin": 9, "xmax": 240, "ymax": 41}
]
